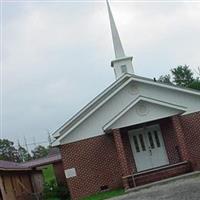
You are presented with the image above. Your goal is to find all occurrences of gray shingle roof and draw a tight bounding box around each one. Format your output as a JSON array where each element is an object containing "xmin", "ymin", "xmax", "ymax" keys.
[
  {"xmin": 0, "ymin": 148, "xmax": 62, "ymax": 170},
  {"xmin": 22, "ymin": 153, "xmax": 61, "ymax": 168},
  {"xmin": 0, "ymin": 160, "xmax": 31, "ymax": 171}
]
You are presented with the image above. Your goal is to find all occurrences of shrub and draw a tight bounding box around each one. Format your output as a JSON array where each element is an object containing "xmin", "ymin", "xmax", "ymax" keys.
[{"xmin": 43, "ymin": 180, "xmax": 70, "ymax": 200}]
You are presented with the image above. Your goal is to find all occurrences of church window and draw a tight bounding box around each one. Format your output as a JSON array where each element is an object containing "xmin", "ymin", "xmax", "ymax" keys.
[
  {"xmin": 139, "ymin": 134, "xmax": 146, "ymax": 151},
  {"xmin": 148, "ymin": 132, "xmax": 155, "ymax": 149},
  {"xmin": 133, "ymin": 136, "xmax": 140, "ymax": 152},
  {"xmin": 121, "ymin": 65, "xmax": 127, "ymax": 73}
]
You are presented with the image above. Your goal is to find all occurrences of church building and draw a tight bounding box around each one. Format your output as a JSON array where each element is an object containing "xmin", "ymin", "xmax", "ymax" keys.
[{"xmin": 52, "ymin": 1, "xmax": 200, "ymax": 199}]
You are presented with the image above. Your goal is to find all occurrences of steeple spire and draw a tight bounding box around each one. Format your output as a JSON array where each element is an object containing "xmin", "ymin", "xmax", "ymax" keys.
[
  {"xmin": 106, "ymin": 0, "xmax": 125, "ymax": 59},
  {"xmin": 106, "ymin": 0, "xmax": 134, "ymax": 79}
]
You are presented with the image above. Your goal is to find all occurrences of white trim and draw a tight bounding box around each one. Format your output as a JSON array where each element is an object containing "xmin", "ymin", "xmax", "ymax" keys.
[
  {"xmin": 52, "ymin": 74, "xmax": 200, "ymax": 145},
  {"xmin": 111, "ymin": 56, "xmax": 133, "ymax": 67},
  {"xmin": 128, "ymin": 124, "xmax": 169, "ymax": 172},
  {"xmin": 52, "ymin": 74, "xmax": 131, "ymax": 137},
  {"xmin": 102, "ymin": 96, "xmax": 187, "ymax": 131},
  {"xmin": 52, "ymin": 78, "xmax": 133, "ymax": 146},
  {"xmin": 131, "ymin": 75, "xmax": 200, "ymax": 96}
]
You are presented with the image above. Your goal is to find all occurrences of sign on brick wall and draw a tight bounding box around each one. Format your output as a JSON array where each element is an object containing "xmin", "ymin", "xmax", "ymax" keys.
[{"xmin": 65, "ymin": 168, "xmax": 77, "ymax": 178}]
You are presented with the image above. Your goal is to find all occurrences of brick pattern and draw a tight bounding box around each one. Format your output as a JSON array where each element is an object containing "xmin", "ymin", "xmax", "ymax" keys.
[
  {"xmin": 112, "ymin": 129, "xmax": 129, "ymax": 176},
  {"xmin": 131, "ymin": 162, "xmax": 191, "ymax": 187},
  {"xmin": 120, "ymin": 129, "xmax": 136, "ymax": 174},
  {"xmin": 60, "ymin": 134, "xmax": 122, "ymax": 200},
  {"xmin": 112, "ymin": 129, "xmax": 130, "ymax": 189},
  {"xmin": 172, "ymin": 116, "xmax": 191, "ymax": 161},
  {"xmin": 180, "ymin": 112, "xmax": 200, "ymax": 170},
  {"xmin": 160, "ymin": 118, "xmax": 181, "ymax": 164},
  {"xmin": 59, "ymin": 112, "xmax": 200, "ymax": 199}
]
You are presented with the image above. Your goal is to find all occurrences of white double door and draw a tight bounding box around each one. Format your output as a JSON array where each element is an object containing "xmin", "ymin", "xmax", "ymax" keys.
[{"xmin": 129, "ymin": 125, "xmax": 169, "ymax": 172}]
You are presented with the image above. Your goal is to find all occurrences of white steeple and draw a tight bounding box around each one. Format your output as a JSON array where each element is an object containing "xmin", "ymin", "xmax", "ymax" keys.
[{"xmin": 106, "ymin": 0, "xmax": 134, "ymax": 79}]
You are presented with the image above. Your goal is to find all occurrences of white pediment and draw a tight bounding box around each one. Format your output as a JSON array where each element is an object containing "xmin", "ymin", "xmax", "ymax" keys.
[
  {"xmin": 53, "ymin": 74, "xmax": 200, "ymax": 146},
  {"xmin": 103, "ymin": 96, "xmax": 187, "ymax": 130}
]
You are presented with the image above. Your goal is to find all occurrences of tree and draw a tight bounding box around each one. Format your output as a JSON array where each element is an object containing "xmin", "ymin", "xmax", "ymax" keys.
[
  {"xmin": 188, "ymin": 79, "xmax": 200, "ymax": 90},
  {"xmin": 194, "ymin": 67, "xmax": 200, "ymax": 76},
  {"xmin": 158, "ymin": 74, "xmax": 172, "ymax": 84},
  {"xmin": 171, "ymin": 65, "xmax": 194, "ymax": 87},
  {"xmin": 0, "ymin": 139, "xmax": 20, "ymax": 162},
  {"xmin": 32, "ymin": 145, "xmax": 49, "ymax": 159},
  {"xmin": 18, "ymin": 145, "xmax": 32, "ymax": 162},
  {"xmin": 158, "ymin": 65, "xmax": 200, "ymax": 91}
]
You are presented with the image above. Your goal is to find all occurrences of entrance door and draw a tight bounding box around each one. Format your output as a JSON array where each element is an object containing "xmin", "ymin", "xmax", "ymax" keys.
[{"xmin": 128, "ymin": 124, "xmax": 169, "ymax": 172}]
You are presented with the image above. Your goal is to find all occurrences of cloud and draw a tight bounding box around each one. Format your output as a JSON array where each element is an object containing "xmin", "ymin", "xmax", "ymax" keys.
[{"xmin": 2, "ymin": 1, "xmax": 200, "ymax": 146}]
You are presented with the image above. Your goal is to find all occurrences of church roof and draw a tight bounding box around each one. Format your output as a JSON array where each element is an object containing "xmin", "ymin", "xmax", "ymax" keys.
[
  {"xmin": 52, "ymin": 74, "xmax": 131, "ymax": 138},
  {"xmin": 52, "ymin": 1, "xmax": 200, "ymax": 146},
  {"xmin": 52, "ymin": 73, "xmax": 200, "ymax": 146}
]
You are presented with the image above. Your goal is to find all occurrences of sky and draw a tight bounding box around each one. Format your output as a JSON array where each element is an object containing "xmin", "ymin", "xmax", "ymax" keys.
[{"xmin": 1, "ymin": 0, "xmax": 200, "ymax": 149}]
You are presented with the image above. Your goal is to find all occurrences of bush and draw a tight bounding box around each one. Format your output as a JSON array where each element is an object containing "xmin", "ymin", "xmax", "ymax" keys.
[{"xmin": 43, "ymin": 180, "xmax": 70, "ymax": 200}]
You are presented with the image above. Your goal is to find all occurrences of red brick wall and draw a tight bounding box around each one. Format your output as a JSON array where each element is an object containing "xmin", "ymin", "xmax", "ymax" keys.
[
  {"xmin": 120, "ymin": 129, "xmax": 136, "ymax": 174},
  {"xmin": 160, "ymin": 118, "xmax": 181, "ymax": 164},
  {"xmin": 59, "ymin": 111, "xmax": 200, "ymax": 199},
  {"xmin": 133, "ymin": 162, "xmax": 191, "ymax": 186},
  {"xmin": 180, "ymin": 111, "xmax": 200, "ymax": 170},
  {"xmin": 60, "ymin": 134, "xmax": 122, "ymax": 200}
]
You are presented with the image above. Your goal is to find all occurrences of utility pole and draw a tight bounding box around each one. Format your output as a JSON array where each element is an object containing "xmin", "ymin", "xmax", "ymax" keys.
[
  {"xmin": 33, "ymin": 137, "xmax": 37, "ymax": 148},
  {"xmin": 17, "ymin": 139, "xmax": 24, "ymax": 162},
  {"xmin": 23, "ymin": 136, "xmax": 29, "ymax": 154},
  {"xmin": 47, "ymin": 130, "xmax": 52, "ymax": 146}
]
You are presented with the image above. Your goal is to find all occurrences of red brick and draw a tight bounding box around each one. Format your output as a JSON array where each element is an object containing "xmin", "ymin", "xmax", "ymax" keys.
[
  {"xmin": 59, "ymin": 111, "xmax": 200, "ymax": 199},
  {"xmin": 60, "ymin": 135, "xmax": 122, "ymax": 200},
  {"xmin": 180, "ymin": 112, "xmax": 200, "ymax": 170}
]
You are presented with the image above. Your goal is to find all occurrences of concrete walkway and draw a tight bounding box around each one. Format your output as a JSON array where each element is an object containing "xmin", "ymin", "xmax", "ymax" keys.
[{"xmin": 111, "ymin": 172, "xmax": 200, "ymax": 200}]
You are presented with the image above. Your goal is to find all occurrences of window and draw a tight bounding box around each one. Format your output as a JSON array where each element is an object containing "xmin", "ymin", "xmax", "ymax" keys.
[
  {"xmin": 139, "ymin": 134, "xmax": 146, "ymax": 151},
  {"xmin": 148, "ymin": 132, "xmax": 155, "ymax": 149},
  {"xmin": 133, "ymin": 136, "xmax": 140, "ymax": 152},
  {"xmin": 154, "ymin": 131, "xmax": 161, "ymax": 147},
  {"xmin": 121, "ymin": 65, "xmax": 127, "ymax": 73}
]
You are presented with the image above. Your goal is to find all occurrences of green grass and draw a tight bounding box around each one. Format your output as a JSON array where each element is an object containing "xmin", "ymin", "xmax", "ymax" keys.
[
  {"xmin": 81, "ymin": 189, "xmax": 125, "ymax": 200},
  {"xmin": 46, "ymin": 198, "xmax": 60, "ymax": 200},
  {"xmin": 42, "ymin": 164, "xmax": 57, "ymax": 184}
]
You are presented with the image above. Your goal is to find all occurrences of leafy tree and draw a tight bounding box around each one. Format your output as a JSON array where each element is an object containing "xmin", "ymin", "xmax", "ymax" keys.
[
  {"xmin": 195, "ymin": 67, "xmax": 200, "ymax": 76},
  {"xmin": 18, "ymin": 145, "xmax": 32, "ymax": 162},
  {"xmin": 0, "ymin": 139, "xmax": 20, "ymax": 162},
  {"xmin": 158, "ymin": 74, "xmax": 172, "ymax": 84},
  {"xmin": 171, "ymin": 65, "xmax": 194, "ymax": 87},
  {"xmin": 0, "ymin": 139, "xmax": 50, "ymax": 162},
  {"xmin": 158, "ymin": 65, "xmax": 200, "ymax": 91},
  {"xmin": 32, "ymin": 145, "xmax": 49, "ymax": 159},
  {"xmin": 188, "ymin": 79, "xmax": 200, "ymax": 90}
]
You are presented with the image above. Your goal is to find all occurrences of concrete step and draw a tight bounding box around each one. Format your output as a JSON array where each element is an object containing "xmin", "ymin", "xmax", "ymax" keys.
[{"xmin": 126, "ymin": 171, "xmax": 200, "ymax": 194}]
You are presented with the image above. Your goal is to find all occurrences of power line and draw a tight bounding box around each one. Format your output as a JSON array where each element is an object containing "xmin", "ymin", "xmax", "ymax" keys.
[{"xmin": 13, "ymin": 140, "xmax": 49, "ymax": 150}]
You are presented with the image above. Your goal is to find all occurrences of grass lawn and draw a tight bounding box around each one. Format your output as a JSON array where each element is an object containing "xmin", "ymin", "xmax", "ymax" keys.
[
  {"xmin": 42, "ymin": 164, "xmax": 57, "ymax": 184},
  {"xmin": 46, "ymin": 199, "xmax": 60, "ymax": 200},
  {"xmin": 81, "ymin": 189, "xmax": 125, "ymax": 200}
]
